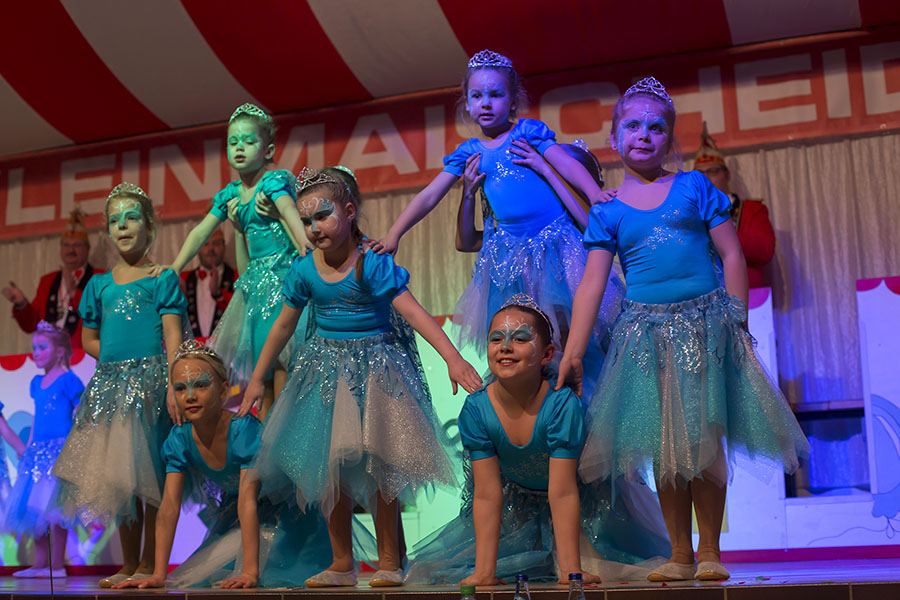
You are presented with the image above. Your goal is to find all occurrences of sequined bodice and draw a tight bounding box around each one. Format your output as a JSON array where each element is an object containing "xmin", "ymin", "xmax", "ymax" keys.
[{"xmin": 234, "ymin": 199, "xmax": 294, "ymax": 260}]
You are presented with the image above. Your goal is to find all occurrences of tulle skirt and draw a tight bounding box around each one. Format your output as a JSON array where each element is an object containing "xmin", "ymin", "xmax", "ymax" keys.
[
  {"xmin": 3, "ymin": 437, "xmax": 73, "ymax": 535},
  {"xmin": 579, "ymin": 288, "xmax": 810, "ymax": 489},
  {"xmin": 255, "ymin": 331, "xmax": 457, "ymax": 517},
  {"xmin": 406, "ymin": 470, "xmax": 670, "ymax": 584},
  {"xmin": 53, "ymin": 354, "xmax": 171, "ymax": 524},
  {"xmin": 452, "ymin": 214, "xmax": 623, "ymax": 400},
  {"xmin": 208, "ymin": 249, "xmax": 303, "ymax": 386}
]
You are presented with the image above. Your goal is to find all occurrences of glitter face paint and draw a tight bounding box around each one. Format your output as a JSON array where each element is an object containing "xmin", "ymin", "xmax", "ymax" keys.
[
  {"xmin": 226, "ymin": 120, "xmax": 267, "ymax": 172},
  {"xmin": 488, "ymin": 317, "xmax": 537, "ymax": 350},
  {"xmin": 466, "ymin": 69, "xmax": 514, "ymax": 134},
  {"xmin": 173, "ymin": 363, "xmax": 213, "ymax": 398},
  {"xmin": 298, "ymin": 196, "xmax": 338, "ymax": 233},
  {"xmin": 107, "ymin": 199, "xmax": 144, "ymax": 232}
]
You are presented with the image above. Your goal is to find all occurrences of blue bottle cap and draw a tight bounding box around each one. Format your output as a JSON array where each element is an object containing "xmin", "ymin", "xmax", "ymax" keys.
[
  {"xmin": 569, "ymin": 572, "xmax": 583, "ymax": 580},
  {"xmin": 516, "ymin": 574, "xmax": 528, "ymax": 582}
]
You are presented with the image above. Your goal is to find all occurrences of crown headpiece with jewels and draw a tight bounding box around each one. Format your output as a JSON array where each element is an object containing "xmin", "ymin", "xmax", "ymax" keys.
[
  {"xmin": 296, "ymin": 167, "xmax": 348, "ymax": 194},
  {"xmin": 500, "ymin": 293, "xmax": 554, "ymax": 337},
  {"xmin": 229, "ymin": 103, "xmax": 272, "ymax": 124},
  {"xmin": 36, "ymin": 320, "xmax": 64, "ymax": 335},
  {"xmin": 624, "ymin": 76, "xmax": 672, "ymax": 105},
  {"xmin": 174, "ymin": 339, "xmax": 221, "ymax": 363},
  {"xmin": 107, "ymin": 182, "xmax": 149, "ymax": 202},
  {"xmin": 467, "ymin": 49, "xmax": 513, "ymax": 70}
]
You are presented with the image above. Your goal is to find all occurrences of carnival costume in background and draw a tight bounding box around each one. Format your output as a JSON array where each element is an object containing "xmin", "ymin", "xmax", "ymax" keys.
[
  {"xmin": 694, "ymin": 122, "xmax": 775, "ymax": 288},
  {"xmin": 10, "ymin": 209, "xmax": 103, "ymax": 351},
  {"xmin": 163, "ymin": 415, "xmax": 352, "ymax": 587},
  {"xmin": 254, "ymin": 249, "xmax": 457, "ymax": 517},
  {"xmin": 53, "ymin": 269, "xmax": 188, "ymax": 523},
  {"xmin": 407, "ymin": 383, "xmax": 669, "ymax": 584},
  {"xmin": 181, "ymin": 231, "xmax": 235, "ymax": 338},
  {"xmin": 578, "ymin": 169, "xmax": 809, "ymax": 489},
  {"xmin": 206, "ymin": 170, "xmax": 303, "ymax": 385},
  {"xmin": 2, "ymin": 368, "xmax": 82, "ymax": 535}
]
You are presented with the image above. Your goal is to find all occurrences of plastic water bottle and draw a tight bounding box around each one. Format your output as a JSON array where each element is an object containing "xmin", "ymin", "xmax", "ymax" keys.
[
  {"xmin": 513, "ymin": 573, "xmax": 531, "ymax": 599},
  {"xmin": 568, "ymin": 572, "xmax": 586, "ymax": 600},
  {"xmin": 460, "ymin": 584, "xmax": 477, "ymax": 599}
]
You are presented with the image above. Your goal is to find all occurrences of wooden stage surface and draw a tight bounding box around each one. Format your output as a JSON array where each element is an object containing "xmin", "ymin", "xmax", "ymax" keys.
[{"xmin": 1, "ymin": 558, "xmax": 897, "ymax": 599}]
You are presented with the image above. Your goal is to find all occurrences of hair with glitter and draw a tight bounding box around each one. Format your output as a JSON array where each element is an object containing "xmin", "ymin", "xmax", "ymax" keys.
[
  {"xmin": 106, "ymin": 182, "xmax": 158, "ymax": 246},
  {"xmin": 33, "ymin": 321, "xmax": 73, "ymax": 368},
  {"xmin": 297, "ymin": 166, "xmax": 367, "ymax": 280},
  {"xmin": 459, "ymin": 49, "xmax": 528, "ymax": 124},
  {"xmin": 611, "ymin": 77, "xmax": 682, "ymax": 171},
  {"xmin": 228, "ymin": 103, "xmax": 277, "ymax": 163},
  {"xmin": 172, "ymin": 340, "xmax": 228, "ymax": 385}
]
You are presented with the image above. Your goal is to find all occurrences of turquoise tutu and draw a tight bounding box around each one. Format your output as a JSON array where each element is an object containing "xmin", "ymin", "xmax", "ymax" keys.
[
  {"xmin": 406, "ymin": 467, "xmax": 669, "ymax": 584},
  {"xmin": 53, "ymin": 354, "xmax": 171, "ymax": 524},
  {"xmin": 578, "ymin": 288, "xmax": 810, "ymax": 489},
  {"xmin": 255, "ymin": 328, "xmax": 457, "ymax": 517},
  {"xmin": 452, "ymin": 214, "xmax": 623, "ymax": 400},
  {"xmin": 208, "ymin": 247, "xmax": 304, "ymax": 386},
  {"xmin": 3, "ymin": 437, "xmax": 73, "ymax": 535}
]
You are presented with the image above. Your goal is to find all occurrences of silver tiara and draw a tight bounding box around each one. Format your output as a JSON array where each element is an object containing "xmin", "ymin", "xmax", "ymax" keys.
[
  {"xmin": 108, "ymin": 182, "xmax": 149, "ymax": 201},
  {"xmin": 468, "ymin": 49, "xmax": 513, "ymax": 69},
  {"xmin": 229, "ymin": 103, "xmax": 272, "ymax": 124},
  {"xmin": 625, "ymin": 77, "xmax": 673, "ymax": 104},
  {"xmin": 296, "ymin": 167, "xmax": 341, "ymax": 194},
  {"xmin": 36, "ymin": 320, "xmax": 63, "ymax": 335},
  {"xmin": 174, "ymin": 339, "xmax": 221, "ymax": 363},
  {"xmin": 500, "ymin": 293, "xmax": 554, "ymax": 337}
]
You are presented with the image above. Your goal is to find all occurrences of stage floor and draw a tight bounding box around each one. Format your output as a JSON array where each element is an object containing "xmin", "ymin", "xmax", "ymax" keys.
[{"xmin": 1, "ymin": 559, "xmax": 898, "ymax": 598}]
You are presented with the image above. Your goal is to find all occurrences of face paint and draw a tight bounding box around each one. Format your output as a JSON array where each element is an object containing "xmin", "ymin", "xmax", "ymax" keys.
[
  {"xmin": 173, "ymin": 362, "xmax": 213, "ymax": 397},
  {"xmin": 488, "ymin": 316, "xmax": 537, "ymax": 350},
  {"xmin": 107, "ymin": 199, "xmax": 144, "ymax": 232},
  {"xmin": 299, "ymin": 196, "xmax": 338, "ymax": 233}
]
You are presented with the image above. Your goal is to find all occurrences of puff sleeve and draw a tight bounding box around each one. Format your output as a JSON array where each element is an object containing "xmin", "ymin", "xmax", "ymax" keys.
[
  {"xmin": 282, "ymin": 256, "xmax": 312, "ymax": 311},
  {"xmin": 442, "ymin": 140, "xmax": 478, "ymax": 177},
  {"xmin": 583, "ymin": 205, "xmax": 618, "ymax": 253},
  {"xmin": 458, "ymin": 392, "xmax": 496, "ymax": 461},
  {"xmin": 258, "ymin": 170, "xmax": 297, "ymax": 202},
  {"xmin": 545, "ymin": 388, "xmax": 585, "ymax": 459},
  {"xmin": 691, "ymin": 171, "xmax": 733, "ymax": 229},
  {"xmin": 63, "ymin": 372, "xmax": 84, "ymax": 409},
  {"xmin": 229, "ymin": 415, "xmax": 262, "ymax": 470},
  {"xmin": 210, "ymin": 183, "xmax": 238, "ymax": 221},
  {"xmin": 518, "ymin": 119, "xmax": 558, "ymax": 155},
  {"xmin": 363, "ymin": 251, "xmax": 410, "ymax": 301},
  {"xmin": 162, "ymin": 426, "xmax": 193, "ymax": 473},
  {"xmin": 155, "ymin": 270, "xmax": 189, "ymax": 316},
  {"xmin": 78, "ymin": 276, "xmax": 104, "ymax": 329}
]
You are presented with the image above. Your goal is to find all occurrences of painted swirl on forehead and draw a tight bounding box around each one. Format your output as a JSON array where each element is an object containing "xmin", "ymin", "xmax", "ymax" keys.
[
  {"xmin": 173, "ymin": 363, "xmax": 212, "ymax": 397},
  {"xmin": 488, "ymin": 316, "xmax": 537, "ymax": 349},
  {"xmin": 108, "ymin": 199, "xmax": 143, "ymax": 230},
  {"xmin": 299, "ymin": 196, "xmax": 338, "ymax": 233}
]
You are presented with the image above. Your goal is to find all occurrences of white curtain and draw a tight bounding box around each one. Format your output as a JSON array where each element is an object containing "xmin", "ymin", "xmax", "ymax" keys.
[{"xmin": 3, "ymin": 131, "xmax": 899, "ymax": 406}]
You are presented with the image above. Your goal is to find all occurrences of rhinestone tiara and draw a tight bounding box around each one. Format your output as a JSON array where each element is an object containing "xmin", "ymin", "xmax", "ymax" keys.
[
  {"xmin": 108, "ymin": 182, "xmax": 149, "ymax": 201},
  {"xmin": 624, "ymin": 76, "xmax": 672, "ymax": 104},
  {"xmin": 468, "ymin": 49, "xmax": 513, "ymax": 69},
  {"xmin": 173, "ymin": 339, "xmax": 221, "ymax": 363},
  {"xmin": 229, "ymin": 103, "xmax": 272, "ymax": 124},
  {"xmin": 500, "ymin": 293, "xmax": 554, "ymax": 337},
  {"xmin": 36, "ymin": 320, "xmax": 63, "ymax": 335},
  {"xmin": 296, "ymin": 167, "xmax": 343, "ymax": 194}
]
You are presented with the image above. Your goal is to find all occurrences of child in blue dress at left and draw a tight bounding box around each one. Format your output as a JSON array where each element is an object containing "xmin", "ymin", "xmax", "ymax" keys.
[
  {"xmin": 1, "ymin": 322, "xmax": 77, "ymax": 579},
  {"xmin": 52, "ymin": 183, "xmax": 189, "ymax": 588}
]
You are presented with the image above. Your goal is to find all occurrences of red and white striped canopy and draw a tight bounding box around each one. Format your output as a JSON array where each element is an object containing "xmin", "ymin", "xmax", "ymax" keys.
[{"xmin": 1, "ymin": 0, "xmax": 897, "ymax": 159}]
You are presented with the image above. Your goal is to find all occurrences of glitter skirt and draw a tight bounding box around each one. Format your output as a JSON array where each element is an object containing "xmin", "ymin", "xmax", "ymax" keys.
[
  {"xmin": 208, "ymin": 249, "xmax": 303, "ymax": 386},
  {"xmin": 255, "ymin": 330, "xmax": 458, "ymax": 517},
  {"xmin": 406, "ymin": 469, "xmax": 669, "ymax": 584},
  {"xmin": 53, "ymin": 354, "xmax": 171, "ymax": 524},
  {"xmin": 3, "ymin": 437, "xmax": 73, "ymax": 535},
  {"xmin": 578, "ymin": 288, "xmax": 810, "ymax": 489},
  {"xmin": 452, "ymin": 214, "xmax": 623, "ymax": 400}
]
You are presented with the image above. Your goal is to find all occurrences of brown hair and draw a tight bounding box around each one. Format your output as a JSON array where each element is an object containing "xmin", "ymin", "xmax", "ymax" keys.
[
  {"xmin": 33, "ymin": 322, "xmax": 73, "ymax": 369},
  {"xmin": 458, "ymin": 66, "xmax": 529, "ymax": 124}
]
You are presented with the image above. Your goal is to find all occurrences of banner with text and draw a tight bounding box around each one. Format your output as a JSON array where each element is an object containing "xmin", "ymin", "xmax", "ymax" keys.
[{"xmin": 2, "ymin": 26, "xmax": 899, "ymax": 240}]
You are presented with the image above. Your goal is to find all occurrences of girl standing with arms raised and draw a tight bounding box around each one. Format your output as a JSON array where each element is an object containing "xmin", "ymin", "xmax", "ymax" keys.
[
  {"xmin": 159, "ymin": 103, "xmax": 307, "ymax": 419},
  {"xmin": 244, "ymin": 167, "xmax": 481, "ymax": 588},
  {"xmin": 372, "ymin": 50, "xmax": 621, "ymax": 396},
  {"xmin": 559, "ymin": 78, "xmax": 809, "ymax": 581},
  {"xmin": 53, "ymin": 183, "xmax": 188, "ymax": 587}
]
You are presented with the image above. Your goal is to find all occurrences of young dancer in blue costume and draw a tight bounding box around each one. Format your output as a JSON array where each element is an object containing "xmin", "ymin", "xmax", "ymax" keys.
[
  {"xmin": 243, "ymin": 167, "xmax": 482, "ymax": 588},
  {"xmin": 115, "ymin": 341, "xmax": 356, "ymax": 590},
  {"xmin": 372, "ymin": 50, "xmax": 622, "ymax": 399},
  {"xmin": 558, "ymin": 78, "xmax": 810, "ymax": 582},
  {"xmin": 3, "ymin": 322, "xmax": 80, "ymax": 579},
  {"xmin": 407, "ymin": 297, "xmax": 669, "ymax": 587},
  {"xmin": 158, "ymin": 103, "xmax": 308, "ymax": 420},
  {"xmin": 53, "ymin": 183, "xmax": 189, "ymax": 588}
]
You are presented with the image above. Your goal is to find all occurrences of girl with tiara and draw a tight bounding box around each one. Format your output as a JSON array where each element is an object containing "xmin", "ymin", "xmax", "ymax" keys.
[
  {"xmin": 406, "ymin": 297, "xmax": 669, "ymax": 586},
  {"xmin": 157, "ymin": 103, "xmax": 308, "ymax": 419},
  {"xmin": 53, "ymin": 183, "xmax": 189, "ymax": 588},
  {"xmin": 242, "ymin": 167, "xmax": 482, "ymax": 588},
  {"xmin": 558, "ymin": 78, "xmax": 809, "ymax": 582},
  {"xmin": 372, "ymin": 50, "xmax": 621, "ymax": 398},
  {"xmin": 114, "ymin": 341, "xmax": 345, "ymax": 590},
  {"xmin": 3, "ymin": 322, "xmax": 78, "ymax": 579}
]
